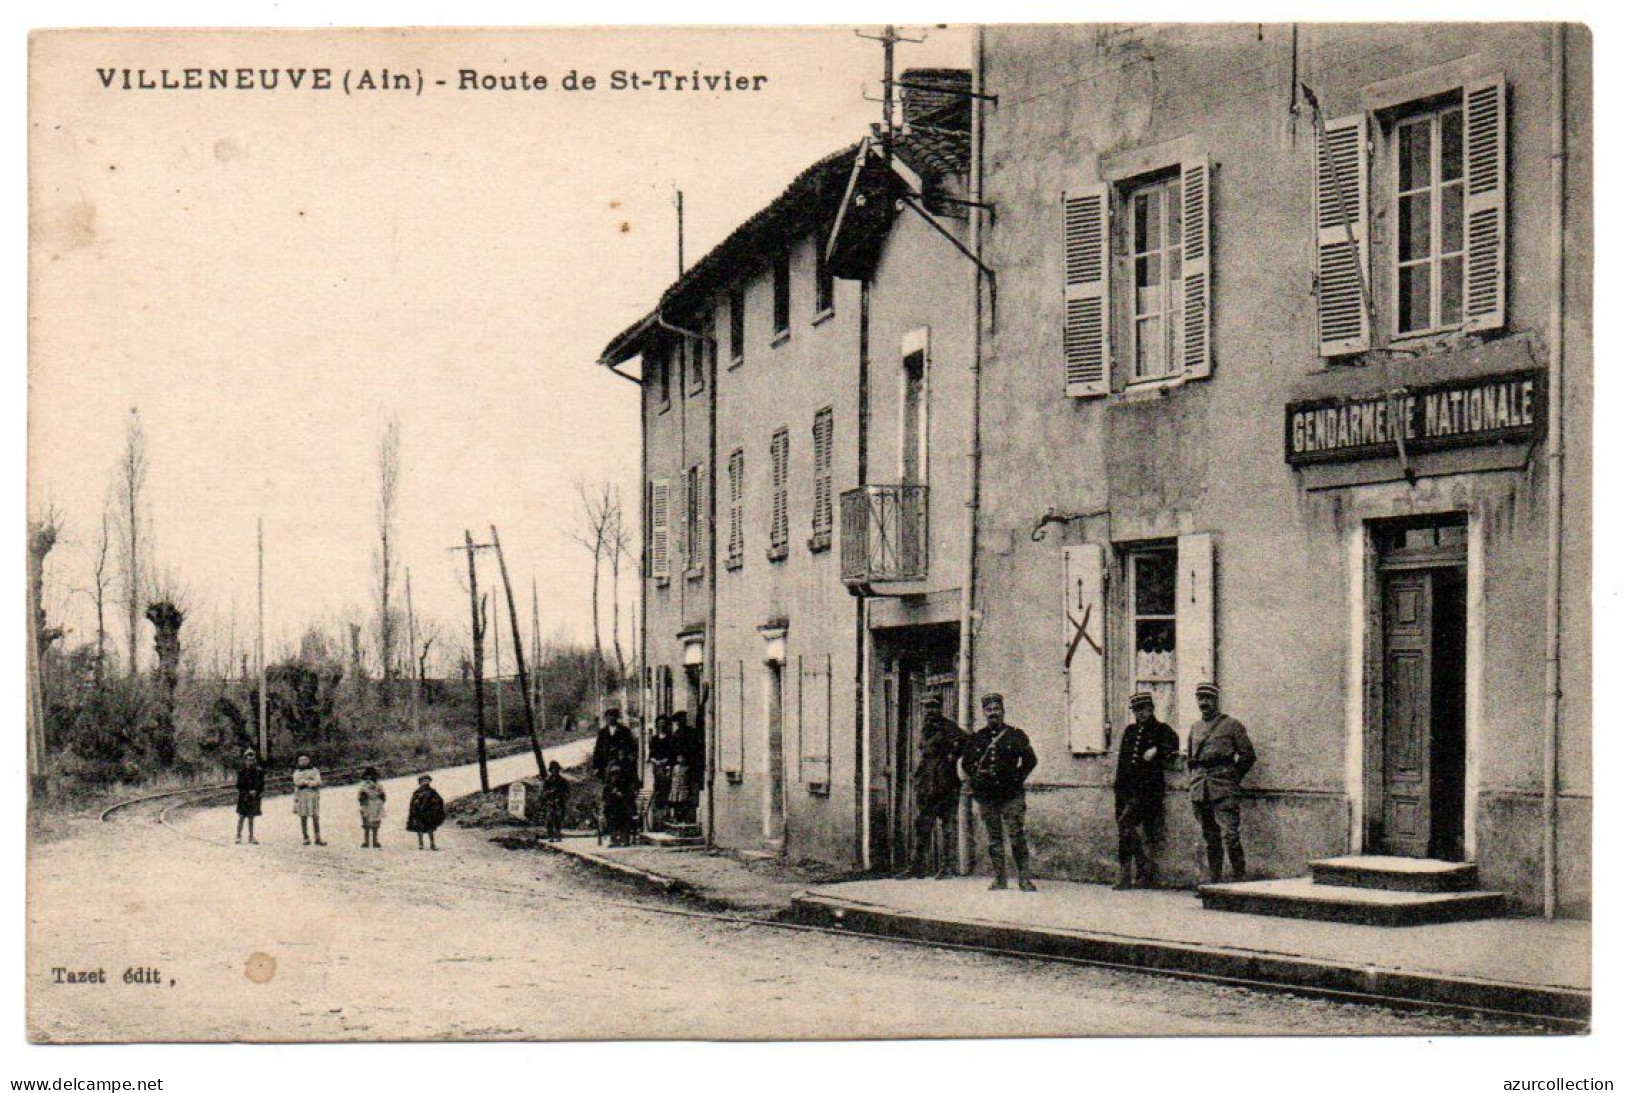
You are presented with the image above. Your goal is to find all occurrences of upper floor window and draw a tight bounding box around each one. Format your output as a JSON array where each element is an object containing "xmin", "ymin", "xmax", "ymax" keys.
[
  {"xmin": 726, "ymin": 448, "xmax": 745, "ymax": 570},
  {"xmin": 1126, "ymin": 174, "xmax": 1186, "ymax": 383},
  {"xmin": 684, "ymin": 463, "xmax": 705, "ymax": 575},
  {"xmin": 772, "ymin": 251, "xmax": 792, "ymax": 339},
  {"xmin": 656, "ymin": 344, "xmax": 672, "ymax": 411},
  {"xmin": 814, "ymin": 235, "xmax": 835, "ymax": 317},
  {"xmin": 1395, "ymin": 102, "xmax": 1465, "ymax": 337},
  {"xmin": 1313, "ymin": 72, "xmax": 1506, "ymax": 358},
  {"xmin": 809, "ymin": 407, "xmax": 834, "ymax": 552},
  {"xmin": 729, "ymin": 285, "xmax": 746, "ymax": 367},
  {"xmin": 688, "ymin": 316, "xmax": 711, "ymax": 396},
  {"xmin": 768, "ymin": 427, "xmax": 789, "ymax": 561}
]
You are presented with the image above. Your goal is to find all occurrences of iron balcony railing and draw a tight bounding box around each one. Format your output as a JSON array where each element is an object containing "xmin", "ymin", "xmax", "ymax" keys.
[{"xmin": 840, "ymin": 484, "xmax": 928, "ymax": 587}]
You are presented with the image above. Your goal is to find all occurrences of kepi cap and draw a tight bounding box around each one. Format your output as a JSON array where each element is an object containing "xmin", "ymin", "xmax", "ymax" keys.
[
  {"xmin": 981, "ymin": 693, "xmax": 1005, "ymax": 708},
  {"xmin": 1128, "ymin": 691, "xmax": 1155, "ymax": 708},
  {"xmin": 1195, "ymin": 683, "xmax": 1221, "ymax": 699}
]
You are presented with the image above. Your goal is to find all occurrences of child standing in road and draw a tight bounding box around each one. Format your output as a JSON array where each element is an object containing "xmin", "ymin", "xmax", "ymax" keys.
[
  {"xmin": 291, "ymin": 754, "xmax": 326, "ymax": 846},
  {"xmin": 406, "ymin": 774, "xmax": 446, "ymax": 851},
  {"xmin": 357, "ymin": 767, "xmax": 387, "ymax": 848},
  {"xmin": 235, "ymin": 748, "xmax": 265, "ymax": 845},
  {"xmin": 541, "ymin": 761, "xmax": 570, "ymax": 841}
]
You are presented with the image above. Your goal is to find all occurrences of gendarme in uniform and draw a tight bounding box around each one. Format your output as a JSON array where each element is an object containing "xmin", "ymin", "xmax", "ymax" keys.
[
  {"xmin": 1186, "ymin": 683, "xmax": 1256, "ymax": 883},
  {"xmin": 961, "ymin": 693, "xmax": 1039, "ymax": 892}
]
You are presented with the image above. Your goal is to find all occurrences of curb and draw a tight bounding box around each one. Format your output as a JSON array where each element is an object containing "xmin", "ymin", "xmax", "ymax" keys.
[
  {"xmin": 530, "ymin": 838, "xmax": 694, "ymax": 895},
  {"xmin": 788, "ymin": 892, "xmax": 1589, "ymax": 1028}
]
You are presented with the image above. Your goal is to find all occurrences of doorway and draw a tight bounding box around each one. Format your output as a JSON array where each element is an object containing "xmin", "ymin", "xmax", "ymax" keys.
[
  {"xmin": 764, "ymin": 661, "xmax": 785, "ymax": 843},
  {"xmin": 874, "ymin": 624, "xmax": 958, "ymax": 873},
  {"xmin": 1375, "ymin": 518, "xmax": 1468, "ymax": 861}
]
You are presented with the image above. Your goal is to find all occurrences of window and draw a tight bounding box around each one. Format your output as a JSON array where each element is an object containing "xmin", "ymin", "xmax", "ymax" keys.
[
  {"xmin": 768, "ymin": 427, "xmax": 789, "ymax": 561},
  {"xmin": 809, "ymin": 407, "xmax": 834, "ymax": 551},
  {"xmin": 688, "ymin": 318, "xmax": 710, "ymax": 396},
  {"xmin": 1063, "ymin": 155, "xmax": 1210, "ymax": 398},
  {"xmin": 655, "ymin": 344, "xmax": 672, "ymax": 410},
  {"xmin": 729, "ymin": 285, "xmax": 746, "ymax": 366},
  {"xmin": 684, "ymin": 464, "xmax": 705, "ymax": 576},
  {"xmin": 1315, "ymin": 73, "xmax": 1506, "ymax": 357},
  {"xmin": 726, "ymin": 448, "xmax": 744, "ymax": 570},
  {"xmin": 1395, "ymin": 104, "xmax": 1465, "ymax": 336},
  {"xmin": 1126, "ymin": 176, "xmax": 1185, "ymax": 382},
  {"xmin": 814, "ymin": 235, "xmax": 835, "ymax": 317},
  {"xmin": 1128, "ymin": 544, "xmax": 1178, "ymax": 721},
  {"xmin": 772, "ymin": 251, "xmax": 791, "ymax": 339}
]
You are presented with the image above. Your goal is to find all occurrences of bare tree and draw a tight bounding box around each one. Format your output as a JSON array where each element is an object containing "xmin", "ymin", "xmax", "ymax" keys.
[
  {"xmin": 374, "ymin": 417, "xmax": 402, "ymax": 704},
  {"xmin": 91, "ymin": 504, "xmax": 112, "ymax": 684},
  {"xmin": 145, "ymin": 572, "xmax": 189, "ymax": 767},
  {"xmin": 27, "ymin": 505, "xmax": 64, "ymax": 660},
  {"xmin": 569, "ymin": 481, "xmax": 621, "ymax": 688},
  {"xmin": 112, "ymin": 408, "xmax": 151, "ymax": 679}
]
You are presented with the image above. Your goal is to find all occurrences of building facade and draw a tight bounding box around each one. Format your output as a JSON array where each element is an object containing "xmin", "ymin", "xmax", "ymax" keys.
[
  {"xmin": 972, "ymin": 24, "xmax": 1590, "ymax": 915},
  {"xmin": 600, "ymin": 75, "xmax": 979, "ymax": 870}
]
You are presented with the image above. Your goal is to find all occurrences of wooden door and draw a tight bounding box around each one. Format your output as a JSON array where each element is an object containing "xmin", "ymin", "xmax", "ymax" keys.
[
  {"xmin": 765, "ymin": 663, "xmax": 785, "ymax": 842},
  {"xmin": 1381, "ymin": 571, "xmax": 1433, "ymax": 857}
]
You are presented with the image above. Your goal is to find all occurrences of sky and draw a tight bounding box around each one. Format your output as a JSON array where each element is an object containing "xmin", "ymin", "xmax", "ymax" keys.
[{"xmin": 27, "ymin": 26, "xmax": 971, "ymax": 670}]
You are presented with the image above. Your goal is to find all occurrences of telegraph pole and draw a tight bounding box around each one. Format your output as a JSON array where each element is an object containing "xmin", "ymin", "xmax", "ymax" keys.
[
  {"xmin": 406, "ymin": 567, "xmax": 420, "ymax": 736},
  {"xmin": 675, "ymin": 187, "xmax": 685, "ymax": 277},
  {"xmin": 490, "ymin": 526, "xmax": 545, "ymax": 776},
  {"xmin": 257, "ymin": 518, "xmax": 268, "ymax": 761},
  {"xmin": 531, "ymin": 578, "xmax": 545, "ymax": 734},
  {"xmin": 451, "ymin": 532, "xmax": 494, "ymax": 792},
  {"xmin": 493, "ymin": 585, "xmax": 505, "ymax": 739}
]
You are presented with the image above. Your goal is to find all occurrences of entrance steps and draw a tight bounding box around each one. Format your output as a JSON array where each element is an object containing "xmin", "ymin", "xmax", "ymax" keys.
[
  {"xmin": 640, "ymin": 821, "xmax": 704, "ymax": 849},
  {"xmin": 1200, "ymin": 855, "xmax": 1506, "ymax": 927}
]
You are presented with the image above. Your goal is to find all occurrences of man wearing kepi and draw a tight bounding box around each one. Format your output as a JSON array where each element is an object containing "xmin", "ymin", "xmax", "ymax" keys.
[
  {"xmin": 1114, "ymin": 692, "xmax": 1179, "ymax": 890},
  {"xmin": 899, "ymin": 695, "xmax": 966, "ymax": 879},
  {"xmin": 961, "ymin": 693, "xmax": 1039, "ymax": 892},
  {"xmin": 1187, "ymin": 682, "xmax": 1256, "ymax": 883}
]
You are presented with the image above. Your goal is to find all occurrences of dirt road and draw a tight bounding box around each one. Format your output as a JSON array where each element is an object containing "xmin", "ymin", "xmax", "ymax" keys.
[{"xmin": 27, "ymin": 747, "xmax": 1527, "ymax": 1041}]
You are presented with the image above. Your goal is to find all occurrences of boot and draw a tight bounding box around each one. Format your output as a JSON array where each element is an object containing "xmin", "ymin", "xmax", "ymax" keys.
[
  {"xmin": 1017, "ymin": 875, "xmax": 1038, "ymax": 893},
  {"xmin": 1113, "ymin": 862, "xmax": 1134, "ymax": 891},
  {"xmin": 1139, "ymin": 859, "xmax": 1158, "ymax": 890},
  {"xmin": 988, "ymin": 872, "xmax": 1009, "ymax": 891},
  {"xmin": 1228, "ymin": 846, "xmax": 1247, "ymax": 882}
]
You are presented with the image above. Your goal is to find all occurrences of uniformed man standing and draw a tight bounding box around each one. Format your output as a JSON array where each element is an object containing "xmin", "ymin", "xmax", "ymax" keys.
[
  {"xmin": 900, "ymin": 695, "xmax": 967, "ymax": 879},
  {"xmin": 1113, "ymin": 692, "xmax": 1180, "ymax": 890},
  {"xmin": 1186, "ymin": 683, "xmax": 1257, "ymax": 883},
  {"xmin": 961, "ymin": 694, "xmax": 1039, "ymax": 892}
]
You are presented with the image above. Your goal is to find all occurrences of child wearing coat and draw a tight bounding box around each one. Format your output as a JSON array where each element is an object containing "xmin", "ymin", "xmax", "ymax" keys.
[
  {"xmin": 406, "ymin": 774, "xmax": 446, "ymax": 851},
  {"xmin": 357, "ymin": 767, "xmax": 387, "ymax": 849},
  {"xmin": 541, "ymin": 761, "xmax": 570, "ymax": 841},
  {"xmin": 291, "ymin": 754, "xmax": 326, "ymax": 846}
]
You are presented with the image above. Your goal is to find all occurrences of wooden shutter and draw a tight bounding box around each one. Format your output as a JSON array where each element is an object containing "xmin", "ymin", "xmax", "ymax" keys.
[
  {"xmin": 1462, "ymin": 75, "xmax": 1508, "ymax": 333},
  {"xmin": 1062, "ymin": 543, "xmax": 1107, "ymax": 753},
  {"xmin": 728, "ymin": 449, "xmax": 744, "ymax": 565},
  {"xmin": 1181, "ymin": 156, "xmax": 1213, "ymax": 379},
  {"xmin": 1175, "ymin": 532, "xmax": 1214, "ymax": 741},
  {"xmin": 1314, "ymin": 114, "xmax": 1371, "ymax": 356},
  {"xmin": 650, "ymin": 480, "xmax": 671, "ymax": 581},
  {"xmin": 672, "ymin": 472, "xmax": 687, "ymax": 572},
  {"xmin": 692, "ymin": 466, "xmax": 706, "ymax": 567},
  {"xmin": 812, "ymin": 408, "xmax": 833, "ymax": 539},
  {"xmin": 1063, "ymin": 183, "xmax": 1111, "ymax": 397}
]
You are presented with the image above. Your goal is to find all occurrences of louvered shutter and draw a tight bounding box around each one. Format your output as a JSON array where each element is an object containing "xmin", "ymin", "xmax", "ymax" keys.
[
  {"xmin": 650, "ymin": 480, "xmax": 671, "ymax": 581},
  {"xmin": 728, "ymin": 449, "xmax": 744, "ymax": 565},
  {"xmin": 693, "ymin": 467, "xmax": 706, "ymax": 567},
  {"xmin": 1462, "ymin": 75, "xmax": 1508, "ymax": 333},
  {"xmin": 1063, "ymin": 182, "xmax": 1111, "ymax": 397},
  {"xmin": 1063, "ymin": 544, "xmax": 1107, "ymax": 753},
  {"xmin": 1181, "ymin": 157, "xmax": 1213, "ymax": 379},
  {"xmin": 1314, "ymin": 114, "xmax": 1371, "ymax": 356},
  {"xmin": 1174, "ymin": 532, "xmax": 1214, "ymax": 742},
  {"xmin": 672, "ymin": 472, "xmax": 687, "ymax": 572}
]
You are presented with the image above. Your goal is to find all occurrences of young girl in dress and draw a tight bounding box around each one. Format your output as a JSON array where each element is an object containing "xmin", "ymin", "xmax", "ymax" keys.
[
  {"xmin": 406, "ymin": 774, "xmax": 446, "ymax": 851},
  {"xmin": 291, "ymin": 754, "xmax": 326, "ymax": 846},
  {"xmin": 235, "ymin": 749, "xmax": 264, "ymax": 844},
  {"xmin": 357, "ymin": 767, "xmax": 387, "ymax": 848}
]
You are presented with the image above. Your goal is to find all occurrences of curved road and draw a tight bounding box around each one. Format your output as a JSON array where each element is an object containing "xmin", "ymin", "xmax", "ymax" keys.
[{"xmin": 28, "ymin": 744, "xmax": 1526, "ymax": 1041}]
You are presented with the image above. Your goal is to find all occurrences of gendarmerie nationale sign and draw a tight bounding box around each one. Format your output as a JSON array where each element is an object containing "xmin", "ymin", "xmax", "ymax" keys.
[{"xmin": 1285, "ymin": 368, "xmax": 1545, "ymax": 466}]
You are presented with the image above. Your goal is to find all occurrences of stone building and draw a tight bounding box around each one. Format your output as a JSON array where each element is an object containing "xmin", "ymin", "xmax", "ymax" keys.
[{"xmin": 972, "ymin": 24, "xmax": 1590, "ymax": 915}]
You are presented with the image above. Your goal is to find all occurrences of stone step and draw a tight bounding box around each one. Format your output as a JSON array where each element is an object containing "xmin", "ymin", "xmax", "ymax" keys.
[
  {"xmin": 640, "ymin": 830, "xmax": 704, "ymax": 848},
  {"xmin": 1199, "ymin": 877, "xmax": 1506, "ymax": 927},
  {"xmin": 1310, "ymin": 855, "xmax": 1479, "ymax": 893}
]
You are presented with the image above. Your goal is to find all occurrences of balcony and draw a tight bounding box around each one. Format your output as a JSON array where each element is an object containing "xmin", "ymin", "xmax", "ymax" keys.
[{"xmin": 840, "ymin": 484, "xmax": 928, "ymax": 591}]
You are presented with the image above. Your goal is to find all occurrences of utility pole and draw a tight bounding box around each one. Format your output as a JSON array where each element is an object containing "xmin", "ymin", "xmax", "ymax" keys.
[
  {"xmin": 531, "ymin": 578, "xmax": 545, "ymax": 734},
  {"xmin": 406, "ymin": 567, "xmax": 420, "ymax": 736},
  {"xmin": 490, "ymin": 526, "xmax": 545, "ymax": 776},
  {"xmin": 451, "ymin": 532, "xmax": 494, "ymax": 792},
  {"xmin": 493, "ymin": 585, "xmax": 505, "ymax": 739},
  {"xmin": 674, "ymin": 187, "xmax": 685, "ymax": 277},
  {"xmin": 257, "ymin": 518, "xmax": 268, "ymax": 761}
]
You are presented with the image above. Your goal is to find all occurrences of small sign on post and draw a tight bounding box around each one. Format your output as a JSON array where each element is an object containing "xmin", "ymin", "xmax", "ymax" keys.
[{"xmin": 507, "ymin": 782, "xmax": 529, "ymax": 822}]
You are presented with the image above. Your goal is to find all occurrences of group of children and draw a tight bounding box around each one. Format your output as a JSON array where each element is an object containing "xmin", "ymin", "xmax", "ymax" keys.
[{"xmin": 233, "ymin": 749, "xmax": 448, "ymax": 851}]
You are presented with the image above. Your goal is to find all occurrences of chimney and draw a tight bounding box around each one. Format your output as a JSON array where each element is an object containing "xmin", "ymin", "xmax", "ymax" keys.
[{"xmin": 899, "ymin": 68, "xmax": 970, "ymax": 128}]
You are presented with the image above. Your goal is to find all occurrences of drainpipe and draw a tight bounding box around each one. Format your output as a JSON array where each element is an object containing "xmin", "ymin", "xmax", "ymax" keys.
[
  {"xmin": 855, "ymin": 278, "xmax": 873, "ymax": 871},
  {"xmin": 954, "ymin": 26, "xmax": 987, "ymax": 875},
  {"xmin": 706, "ymin": 317, "xmax": 721, "ymax": 848},
  {"xmin": 1541, "ymin": 24, "xmax": 1567, "ymax": 920}
]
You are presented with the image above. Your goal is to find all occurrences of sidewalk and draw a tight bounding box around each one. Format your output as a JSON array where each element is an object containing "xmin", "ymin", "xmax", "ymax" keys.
[{"xmin": 523, "ymin": 838, "xmax": 1589, "ymax": 1026}]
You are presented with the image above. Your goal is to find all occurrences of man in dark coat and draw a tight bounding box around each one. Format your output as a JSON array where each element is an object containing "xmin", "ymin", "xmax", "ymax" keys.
[
  {"xmin": 960, "ymin": 694, "xmax": 1039, "ymax": 891},
  {"xmin": 1187, "ymin": 683, "xmax": 1257, "ymax": 883},
  {"xmin": 591, "ymin": 707, "xmax": 638, "ymax": 778},
  {"xmin": 900, "ymin": 696, "xmax": 967, "ymax": 879},
  {"xmin": 1113, "ymin": 692, "xmax": 1181, "ymax": 889}
]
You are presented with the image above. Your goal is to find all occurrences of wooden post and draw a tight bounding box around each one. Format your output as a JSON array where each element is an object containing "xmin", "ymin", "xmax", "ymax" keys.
[
  {"xmin": 490, "ymin": 526, "xmax": 544, "ymax": 776},
  {"xmin": 257, "ymin": 518, "xmax": 268, "ymax": 761},
  {"xmin": 493, "ymin": 586, "xmax": 505, "ymax": 739},
  {"xmin": 532, "ymin": 579, "xmax": 545, "ymax": 735},
  {"xmin": 463, "ymin": 531, "xmax": 490, "ymax": 793}
]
